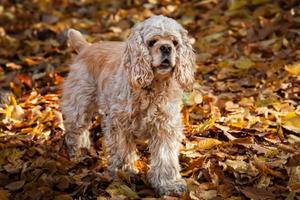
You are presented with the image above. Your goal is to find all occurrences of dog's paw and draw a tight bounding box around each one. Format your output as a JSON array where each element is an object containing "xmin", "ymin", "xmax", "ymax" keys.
[{"xmin": 155, "ymin": 178, "xmax": 187, "ymax": 197}]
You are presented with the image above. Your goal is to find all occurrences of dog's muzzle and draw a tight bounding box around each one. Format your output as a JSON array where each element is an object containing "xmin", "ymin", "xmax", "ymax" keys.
[{"xmin": 156, "ymin": 57, "xmax": 174, "ymax": 74}]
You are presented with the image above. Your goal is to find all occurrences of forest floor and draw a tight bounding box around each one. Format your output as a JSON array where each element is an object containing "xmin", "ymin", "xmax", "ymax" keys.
[{"xmin": 0, "ymin": 0, "xmax": 300, "ymax": 199}]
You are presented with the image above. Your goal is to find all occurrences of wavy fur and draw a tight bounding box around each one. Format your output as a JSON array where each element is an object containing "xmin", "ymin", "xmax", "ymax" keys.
[{"xmin": 62, "ymin": 15, "xmax": 195, "ymax": 197}]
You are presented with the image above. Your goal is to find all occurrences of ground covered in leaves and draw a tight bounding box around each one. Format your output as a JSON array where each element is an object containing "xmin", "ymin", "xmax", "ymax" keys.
[{"xmin": 0, "ymin": 0, "xmax": 300, "ymax": 199}]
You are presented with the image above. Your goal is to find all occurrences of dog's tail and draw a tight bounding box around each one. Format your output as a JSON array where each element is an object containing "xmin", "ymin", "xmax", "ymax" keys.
[{"xmin": 67, "ymin": 29, "xmax": 89, "ymax": 53}]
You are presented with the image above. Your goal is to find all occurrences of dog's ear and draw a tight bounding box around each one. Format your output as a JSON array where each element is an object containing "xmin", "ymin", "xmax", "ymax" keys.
[
  {"xmin": 174, "ymin": 28, "xmax": 195, "ymax": 90},
  {"xmin": 68, "ymin": 29, "xmax": 89, "ymax": 53},
  {"xmin": 123, "ymin": 23, "xmax": 154, "ymax": 90}
]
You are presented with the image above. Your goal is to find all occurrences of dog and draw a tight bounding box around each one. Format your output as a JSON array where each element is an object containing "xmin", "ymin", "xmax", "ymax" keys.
[{"xmin": 61, "ymin": 15, "xmax": 195, "ymax": 196}]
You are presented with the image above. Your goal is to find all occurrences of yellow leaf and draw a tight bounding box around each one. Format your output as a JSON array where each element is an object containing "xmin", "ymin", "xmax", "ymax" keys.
[
  {"xmin": 3, "ymin": 105, "xmax": 13, "ymax": 119},
  {"xmin": 226, "ymin": 114, "xmax": 247, "ymax": 129},
  {"xmin": 281, "ymin": 112, "xmax": 300, "ymax": 134},
  {"xmin": 197, "ymin": 116, "xmax": 216, "ymax": 133},
  {"xmin": 8, "ymin": 93, "xmax": 17, "ymax": 106},
  {"xmin": 218, "ymin": 59, "xmax": 234, "ymax": 68},
  {"xmin": 40, "ymin": 108, "xmax": 53, "ymax": 123},
  {"xmin": 285, "ymin": 62, "xmax": 300, "ymax": 75},
  {"xmin": 32, "ymin": 123, "xmax": 46, "ymax": 137},
  {"xmin": 196, "ymin": 138, "xmax": 222, "ymax": 150},
  {"xmin": 235, "ymin": 58, "xmax": 255, "ymax": 69}
]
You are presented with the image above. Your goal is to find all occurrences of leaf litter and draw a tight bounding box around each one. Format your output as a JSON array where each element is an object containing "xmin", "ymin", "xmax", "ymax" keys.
[{"xmin": 0, "ymin": 0, "xmax": 300, "ymax": 199}]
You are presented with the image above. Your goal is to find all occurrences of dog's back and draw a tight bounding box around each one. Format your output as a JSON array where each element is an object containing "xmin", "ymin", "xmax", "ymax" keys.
[{"xmin": 67, "ymin": 29, "xmax": 125, "ymax": 82}]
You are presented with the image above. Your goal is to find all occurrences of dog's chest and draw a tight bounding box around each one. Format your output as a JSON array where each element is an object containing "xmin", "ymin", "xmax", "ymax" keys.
[{"xmin": 131, "ymin": 96, "xmax": 181, "ymax": 138}]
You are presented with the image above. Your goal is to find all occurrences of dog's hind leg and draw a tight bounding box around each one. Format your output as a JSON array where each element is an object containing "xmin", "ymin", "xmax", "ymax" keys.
[{"xmin": 61, "ymin": 63, "xmax": 98, "ymax": 157}]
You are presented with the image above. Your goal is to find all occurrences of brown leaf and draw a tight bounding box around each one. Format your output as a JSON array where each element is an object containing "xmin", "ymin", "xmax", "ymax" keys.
[
  {"xmin": 217, "ymin": 183, "xmax": 234, "ymax": 198},
  {"xmin": 106, "ymin": 180, "xmax": 139, "ymax": 199},
  {"xmin": 5, "ymin": 180, "xmax": 25, "ymax": 191},
  {"xmin": 239, "ymin": 187, "xmax": 276, "ymax": 200},
  {"xmin": 0, "ymin": 189, "xmax": 9, "ymax": 200},
  {"xmin": 55, "ymin": 176, "xmax": 70, "ymax": 190},
  {"xmin": 224, "ymin": 159, "xmax": 259, "ymax": 176},
  {"xmin": 181, "ymin": 156, "xmax": 206, "ymax": 176},
  {"xmin": 253, "ymin": 159, "xmax": 285, "ymax": 178},
  {"xmin": 54, "ymin": 194, "xmax": 72, "ymax": 200}
]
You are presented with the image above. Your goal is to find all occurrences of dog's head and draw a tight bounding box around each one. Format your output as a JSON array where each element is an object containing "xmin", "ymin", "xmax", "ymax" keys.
[{"xmin": 123, "ymin": 15, "xmax": 195, "ymax": 90}]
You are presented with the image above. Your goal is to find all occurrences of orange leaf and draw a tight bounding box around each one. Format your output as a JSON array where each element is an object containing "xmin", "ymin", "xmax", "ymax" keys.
[{"xmin": 16, "ymin": 74, "xmax": 33, "ymax": 88}]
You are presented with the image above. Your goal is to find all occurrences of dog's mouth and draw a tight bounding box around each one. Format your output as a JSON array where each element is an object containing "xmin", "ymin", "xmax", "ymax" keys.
[{"xmin": 156, "ymin": 59, "xmax": 174, "ymax": 74}]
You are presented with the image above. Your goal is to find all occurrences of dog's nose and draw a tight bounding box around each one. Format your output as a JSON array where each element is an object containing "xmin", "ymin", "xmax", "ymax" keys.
[{"xmin": 160, "ymin": 45, "xmax": 172, "ymax": 55}]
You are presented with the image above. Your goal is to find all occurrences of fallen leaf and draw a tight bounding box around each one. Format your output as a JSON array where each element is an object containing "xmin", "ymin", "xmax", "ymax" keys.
[
  {"xmin": 281, "ymin": 112, "xmax": 300, "ymax": 134},
  {"xmin": 192, "ymin": 189, "xmax": 217, "ymax": 200},
  {"xmin": 106, "ymin": 180, "xmax": 139, "ymax": 199},
  {"xmin": 190, "ymin": 116, "xmax": 216, "ymax": 134},
  {"xmin": 5, "ymin": 180, "xmax": 25, "ymax": 191},
  {"xmin": 235, "ymin": 57, "xmax": 255, "ymax": 69},
  {"xmin": 54, "ymin": 194, "xmax": 73, "ymax": 200},
  {"xmin": 253, "ymin": 159, "xmax": 285, "ymax": 178},
  {"xmin": 225, "ymin": 159, "xmax": 259, "ymax": 176},
  {"xmin": 16, "ymin": 74, "xmax": 33, "ymax": 88},
  {"xmin": 6, "ymin": 62, "xmax": 22, "ymax": 70},
  {"xmin": 228, "ymin": 0, "xmax": 248, "ymax": 10},
  {"xmin": 196, "ymin": 138, "xmax": 222, "ymax": 150},
  {"xmin": 285, "ymin": 62, "xmax": 300, "ymax": 75},
  {"xmin": 239, "ymin": 186, "xmax": 276, "ymax": 200},
  {"xmin": 186, "ymin": 138, "xmax": 222, "ymax": 151},
  {"xmin": 0, "ymin": 189, "xmax": 9, "ymax": 200},
  {"xmin": 181, "ymin": 156, "xmax": 206, "ymax": 176}
]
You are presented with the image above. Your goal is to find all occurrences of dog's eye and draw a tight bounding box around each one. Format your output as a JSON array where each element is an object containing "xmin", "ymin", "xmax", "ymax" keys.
[
  {"xmin": 148, "ymin": 39, "xmax": 157, "ymax": 47},
  {"xmin": 172, "ymin": 40, "xmax": 178, "ymax": 46}
]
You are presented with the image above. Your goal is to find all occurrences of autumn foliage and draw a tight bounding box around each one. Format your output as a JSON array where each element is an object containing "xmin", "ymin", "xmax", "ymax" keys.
[{"xmin": 0, "ymin": 0, "xmax": 300, "ymax": 199}]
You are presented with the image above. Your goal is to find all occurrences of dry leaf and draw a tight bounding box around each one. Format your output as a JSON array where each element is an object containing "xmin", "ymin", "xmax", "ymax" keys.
[
  {"xmin": 106, "ymin": 180, "xmax": 139, "ymax": 199},
  {"xmin": 285, "ymin": 62, "xmax": 300, "ymax": 75},
  {"xmin": 5, "ymin": 180, "xmax": 25, "ymax": 191},
  {"xmin": 0, "ymin": 189, "xmax": 9, "ymax": 200}
]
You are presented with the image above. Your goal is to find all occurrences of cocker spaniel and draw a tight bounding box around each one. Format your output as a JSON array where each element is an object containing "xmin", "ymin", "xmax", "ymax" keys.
[{"xmin": 62, "ymin": 15, "xmax": 195, "ymax": 196}]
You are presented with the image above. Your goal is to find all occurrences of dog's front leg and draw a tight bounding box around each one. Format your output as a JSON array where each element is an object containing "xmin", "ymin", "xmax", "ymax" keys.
[
  {"xmin": 147, "ymin": 129, "xmax": 186, "ymax": 196},
  {"xmin": 102, "ymin": 115, "xmax": 139, "ymax": 176}
]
